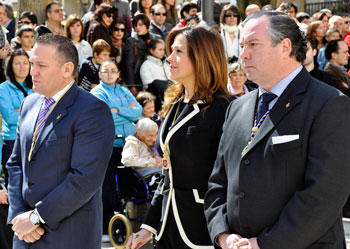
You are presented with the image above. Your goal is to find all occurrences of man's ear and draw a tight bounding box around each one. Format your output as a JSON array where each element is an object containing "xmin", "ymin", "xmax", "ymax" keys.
[
  {"xmin": 62, "ymin": 61, "xmax": 75, "ymax": 79},
  {"xmin": 280, "ymin": 38, "xmax": 292, "ymax": 60}
]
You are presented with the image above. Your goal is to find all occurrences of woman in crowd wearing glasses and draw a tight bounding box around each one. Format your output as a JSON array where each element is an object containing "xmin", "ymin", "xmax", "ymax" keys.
[
  {"xmin": 127, "ymin": 25, "xmax": 233, "ymax": 249},
  {"xmin": 87, "ymin": 3, "xmax": 118, "ymax": 58},
  {"xmin": 91, "ymin": 60, "xmax": 142, "ymax": 241},
  {"xmin": 220, "ymin": 4, "xmax": 242, "ymax": 64},
  {"xmin": 65, "ymin": 14, "xmax": 92, "ymax": 66}
]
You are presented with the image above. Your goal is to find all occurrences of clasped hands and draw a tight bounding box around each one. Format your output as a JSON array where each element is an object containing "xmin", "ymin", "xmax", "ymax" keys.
[
  {"xmin": 11, "ymin": 210, "xmax": 45, "ymax": 243},
  {"xmin": 219, "ymin": 233, "xmax": 260, "ymax": 249}
]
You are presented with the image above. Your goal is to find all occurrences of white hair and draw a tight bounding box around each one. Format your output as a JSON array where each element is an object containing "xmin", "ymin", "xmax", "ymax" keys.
[{"xmin": 136, "ymin": 118, "xmax": 158, "ymax": 136}]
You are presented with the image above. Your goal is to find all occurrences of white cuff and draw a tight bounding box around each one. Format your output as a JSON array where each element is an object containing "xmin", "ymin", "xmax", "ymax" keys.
[
  {"xmin": 34, "ymin": 208, "xmax": 46, "ymax": 224},
  {"xmin": 140, "ymin": 224, "xmax": 157, "ymax": 235}
]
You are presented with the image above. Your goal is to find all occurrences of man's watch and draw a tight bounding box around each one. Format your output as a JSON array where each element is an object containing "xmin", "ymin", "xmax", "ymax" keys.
[{"xmin": 29, "ymin": 210, "xmax": 40, "ymax": 226}]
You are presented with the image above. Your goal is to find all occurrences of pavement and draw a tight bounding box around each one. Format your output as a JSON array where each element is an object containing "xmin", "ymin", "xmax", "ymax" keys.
[{"xmin": 102, "ymin": 218, "xmax": 350, "ymax": 249}]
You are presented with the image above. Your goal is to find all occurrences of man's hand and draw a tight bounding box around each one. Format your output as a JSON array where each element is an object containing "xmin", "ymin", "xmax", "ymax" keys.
[
  {"xmin": 218, "ymin": 232, "xmax": 242, "ymax": 249},
  {"xmin": 232, "ymin": 237, "xmax": 260, "ymax": 249},
  {"xmin": 0, "ymin": 189, "xmax": 8, "ymax": 204},
  {"xmin": 248, "ymin": 237, "xmax": 260, "ymax": 249},
  {"xmin": 22, "ymin": 226, "xmax": 45, "ymax": 243},
  {"xmin": 12, "ymin": 211, "xmax": 39, "ymax": 240}
]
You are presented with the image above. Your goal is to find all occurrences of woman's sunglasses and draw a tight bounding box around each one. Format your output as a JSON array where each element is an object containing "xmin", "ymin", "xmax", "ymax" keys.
[
  {"xmin": 225, "ymin": 13, "xmax": 239, "ymax": 18},
  {"xmin": 114, "ymin": 27, "xmax": 126, "ymax": 32},
  {"xmin": 105, "ymin": 12, "xmax": 114, "ymax": 18}
]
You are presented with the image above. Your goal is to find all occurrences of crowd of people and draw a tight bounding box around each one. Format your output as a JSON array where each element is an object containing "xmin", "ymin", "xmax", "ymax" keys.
[{"xmin": 0, "ymin": 0, "xmax": 349, "ymax": 249}]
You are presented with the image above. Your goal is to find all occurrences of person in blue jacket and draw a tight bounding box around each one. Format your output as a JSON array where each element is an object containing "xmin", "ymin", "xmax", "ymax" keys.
[
  {"xmin": 0, "ymin": 49, "xmax": 33, "ymax": 187},
  {"xmin": 91, "ymin": 59, "xmax": 142, "ymax": 241}
]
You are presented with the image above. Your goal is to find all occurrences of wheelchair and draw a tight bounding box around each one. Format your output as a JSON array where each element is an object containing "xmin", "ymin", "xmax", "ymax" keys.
[{"xmin": 108, "ymin": 165, "xmax": 161, "ymax": 248}]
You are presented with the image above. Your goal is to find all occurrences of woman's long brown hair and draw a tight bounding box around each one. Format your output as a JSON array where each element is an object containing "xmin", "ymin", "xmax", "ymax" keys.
[{"xmin": 160, "ymin": 26, "xmax": 229, "ymax": 117}]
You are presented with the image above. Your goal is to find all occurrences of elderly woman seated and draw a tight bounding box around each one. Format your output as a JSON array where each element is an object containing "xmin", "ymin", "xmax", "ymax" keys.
[
  {"xmin": 121, "ymin": 118, "xmax": 162, "ymax": 177},
  {"xmin": 228, "ymin": 62, "xmax": 257, "ymax": 96}
]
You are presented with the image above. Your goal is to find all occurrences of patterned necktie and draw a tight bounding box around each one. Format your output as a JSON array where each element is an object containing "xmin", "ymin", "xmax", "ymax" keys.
[
  {"xmin": 36, "ymin": 98, "xmax": 56, "ymax": 135},
  {"xmin": 257, "ymin": 92, "xmax": 277, "ymax": 122}
]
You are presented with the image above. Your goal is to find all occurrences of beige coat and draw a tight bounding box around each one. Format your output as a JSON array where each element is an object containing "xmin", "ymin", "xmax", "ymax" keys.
[{"xmin": 121, "ymin": 135, "xmax": 157, "ymax": 167}]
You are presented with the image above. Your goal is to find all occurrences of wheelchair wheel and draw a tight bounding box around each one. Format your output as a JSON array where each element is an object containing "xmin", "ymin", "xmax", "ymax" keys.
[{"xmin": 109, "ymin": 213, "xmax": 132, "ymax": 249}]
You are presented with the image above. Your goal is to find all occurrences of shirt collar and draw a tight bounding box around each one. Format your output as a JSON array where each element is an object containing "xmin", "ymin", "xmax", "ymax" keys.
[
  {"xmin": 3, "ymin": 19, "xmax": 11, "ymax": 28},
  {"xmin": 329, "ymin": 62, "xmax": 347, "ymax": 72},
  {"xmin": 40, "ymin": 81, "xmax": 74, "ymax": 102},
  {"xmin": 258, "ymin": 65, "xmax": 303, "ymax": 98}
]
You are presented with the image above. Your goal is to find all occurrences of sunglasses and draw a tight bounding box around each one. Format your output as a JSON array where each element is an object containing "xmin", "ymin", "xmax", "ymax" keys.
[
  {"xmin": 105, "ymin": 12, "xmax": 114, "ymax": 18},
  {"xmin": 345, "ymin": 21, "xmax": 350, "ymax": 24},
  {"xmin": 225, "ymin": 13, "xmax": 239, "ymax": 18},
  {"xmin": 114, "ymin": 27, "xmax": 126, "ymax": 32},
  {"xmin": 154, "ymin": 12, "xmax": 166, "ymax": 17}
]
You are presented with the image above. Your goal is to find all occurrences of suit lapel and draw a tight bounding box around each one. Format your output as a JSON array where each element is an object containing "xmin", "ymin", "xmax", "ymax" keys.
[
  {"xmin": 24, "ymin": 95, "xmax": 43, "ymax": 157},
  {"xmin": 239, "ymin": 91, "xmax": 258, "ymax": 143},
  {"xmin": 242, "ymin": 68, "xmax": 309, "ymax": 156},
  {"xmin": 31, "ymin": 84, "xmax": 77, "ymax": 157},
  {"xmin": 160, "ymin": 101, "xmax": 201, "ymax": 153}
]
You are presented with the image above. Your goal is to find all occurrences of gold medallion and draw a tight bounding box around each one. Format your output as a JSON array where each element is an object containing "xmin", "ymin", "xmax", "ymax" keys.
[{"xmin": 162, "ymin": 158, "xmax": 169, "ymax": 169}]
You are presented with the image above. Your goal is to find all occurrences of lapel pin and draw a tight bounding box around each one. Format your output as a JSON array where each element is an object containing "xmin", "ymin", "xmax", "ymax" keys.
[
  {"xmin": 285, "ymin": 102, "xmax": 290, "ymax": 108},
  {"xmin": 56, "ymin": 114, "xmax": 62, "ymax": 120}
]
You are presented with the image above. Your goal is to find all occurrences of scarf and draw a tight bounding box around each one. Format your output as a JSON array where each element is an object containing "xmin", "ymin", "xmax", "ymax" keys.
[{"xmin": 222, "ymin": 24, "xmax": 239, "ymax": 59}]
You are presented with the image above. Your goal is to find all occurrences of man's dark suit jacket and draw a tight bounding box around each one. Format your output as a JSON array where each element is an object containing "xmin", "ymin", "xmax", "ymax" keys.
[
  {"xmin": 149, "ymin": 22, "xmax": 172, "ymax": 42},
  {"xmin": 324, "ymin": 63, "xmax": 350, "ymax": 96},
  {"xmin": 205, "ymin": 68, "xmax": 350, "ymax": 249},
  {"xmin": 7, "ymin": 83, "xmax": 115, "ymax": 249}
]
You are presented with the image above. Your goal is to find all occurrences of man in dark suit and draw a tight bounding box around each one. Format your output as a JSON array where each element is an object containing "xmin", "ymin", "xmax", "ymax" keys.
[
  {"xmin": 324, "ymin": 39, "xmax": 350, "ymax": 96},
  {"xmin": 7, "ymin": 34, "xmax": 115, "ymax": 249},
  {"xmin": 205, "ymin": 11, "xmax": 350, "ymax": 249}
]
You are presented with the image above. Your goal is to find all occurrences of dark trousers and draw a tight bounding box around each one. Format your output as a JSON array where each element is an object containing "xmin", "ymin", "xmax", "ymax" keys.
[
  {"xmin": 2, "ymin": 140, "xmax": 15, "ymax": 187},
  {"xmin": 102, "ymin": 147, "xmax": 123, "ymax": 234}
]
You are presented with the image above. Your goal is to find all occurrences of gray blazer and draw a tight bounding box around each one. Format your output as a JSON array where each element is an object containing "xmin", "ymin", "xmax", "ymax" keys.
[
  {"xmin": 205, "ymin": 68, "xmax": 350, "ymax": 249},
  {"xmin": 7, "ymin": 83, "xmax": 115, "ymax": 249}
]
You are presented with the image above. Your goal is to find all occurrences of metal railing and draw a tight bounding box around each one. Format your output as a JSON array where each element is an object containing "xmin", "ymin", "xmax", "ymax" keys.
[{"xmin": 305, "ymin": 0, "xmax": 350, "ymax": 16}]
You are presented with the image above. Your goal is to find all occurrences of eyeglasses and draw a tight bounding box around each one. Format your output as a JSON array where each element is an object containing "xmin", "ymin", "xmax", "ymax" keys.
[
  {"xmin": 154, "ymin": 12, "xmax": 166, "ymax": 17},
  {"xmin": 114, "ymin": 27, "xmax": 126, "ymax": 32},
  {"xmin": 224, "ymin": 13, "xmax": 239, "ymax": 18},
  {"xmin": 101, "ymin": 70, "xmax": 119, "ymax": 74},
  {"xmin": 18, "ymin": 21, "xmax": 32, "ymax": 25},
  {"xmin": 345, "ymin": 21, "xmax": 350, "ymax": 24},
  {"xmin": 105, "ymin": 12, "xmax": 114, "ymax": 18}
]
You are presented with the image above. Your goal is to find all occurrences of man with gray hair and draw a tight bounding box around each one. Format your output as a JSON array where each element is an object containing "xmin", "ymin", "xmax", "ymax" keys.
[
  {"xmin": 205, "ymin": 11, "xmax": 350, "ymax": 249},
  {"xmin": 245, "ymin": 4, "xmax": 260, "ymax": 17},
  {"xmin": 329, "ymin": 15, "xmax": 344, "ymax": 36}
]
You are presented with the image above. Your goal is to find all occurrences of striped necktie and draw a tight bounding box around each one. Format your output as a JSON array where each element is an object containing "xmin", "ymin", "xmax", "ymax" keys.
[{"xmin": 35, "ymin": 98, "xmax": 56, "ymax": 135}]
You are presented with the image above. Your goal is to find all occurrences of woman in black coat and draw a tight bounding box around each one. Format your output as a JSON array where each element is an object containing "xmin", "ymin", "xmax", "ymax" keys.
[
  {"xmin": 127, "ymin": 26, "xmax": 233, "ymax": 249},
  {"xmin": 122, "ymin": 14, "xmax": 161, "ymax": 95},
  {"xmin": 87, "ymin": 3, "xmax": 118, "ymax": 58}
]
